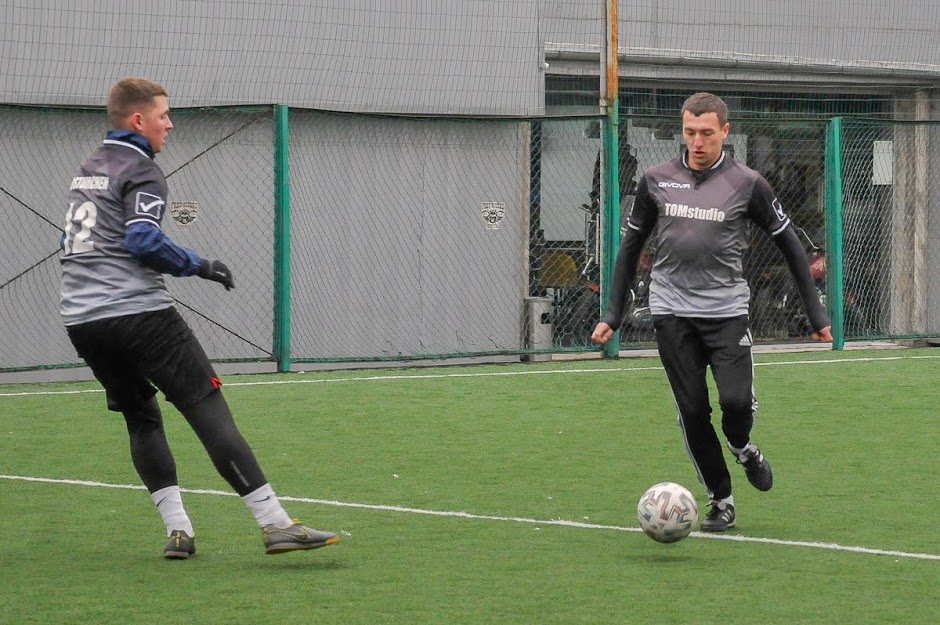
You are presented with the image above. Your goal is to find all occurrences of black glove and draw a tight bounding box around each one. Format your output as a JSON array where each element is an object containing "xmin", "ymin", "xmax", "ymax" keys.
[{"xmin": 197, "ymin": 259, "xmax": 235, "ymax": 291}]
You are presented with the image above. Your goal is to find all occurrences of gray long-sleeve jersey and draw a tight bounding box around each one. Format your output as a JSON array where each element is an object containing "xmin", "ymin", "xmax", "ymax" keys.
[
  {"xmin": 60, "ymin": 138, "xmax": 175, "ymax": 325},
  {"xmin": 603, "ymin": 151, "xmax": 829, "ymax": 331}
]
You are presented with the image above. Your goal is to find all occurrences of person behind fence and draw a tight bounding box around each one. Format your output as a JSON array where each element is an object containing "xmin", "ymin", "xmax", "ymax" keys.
[
  {"xmin": 591, "ymin": 92, "xmax": 832, "ymax": 532},
  {"xmin": 59, "ymin": 77, "xmax": 340, "ymax": 558},
  {"xmin": 589, "ymin": 130, "xmax": 640, "ymax": 212}
]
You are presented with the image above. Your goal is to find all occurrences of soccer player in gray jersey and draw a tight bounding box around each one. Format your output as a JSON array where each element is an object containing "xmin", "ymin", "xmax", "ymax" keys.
[
  {"xmin": 592, "ymin": 93, "xmax": 832, "ymax": 531},
  {"xmin": 60, "ymin": 78, "xmax": 339, "ymax": 558}
]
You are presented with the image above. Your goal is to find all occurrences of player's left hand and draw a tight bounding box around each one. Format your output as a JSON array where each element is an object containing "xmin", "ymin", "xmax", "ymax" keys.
[
  {"xmin": 812, "ymin": 325, "xmax": 832, "ymax": 342},
  {"xmin": 197, "ymin": 259, "xmax": 235, "ymax": 291}
]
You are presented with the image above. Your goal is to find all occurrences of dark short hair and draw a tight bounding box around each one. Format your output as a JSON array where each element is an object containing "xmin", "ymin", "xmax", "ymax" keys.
[
  {"xmin": 681, "ymin": 92, "xmax": 728, "ymax": 126},
  {"xmin": 107, "ymin": 78, "xmax": 168, "ymax": 128}
]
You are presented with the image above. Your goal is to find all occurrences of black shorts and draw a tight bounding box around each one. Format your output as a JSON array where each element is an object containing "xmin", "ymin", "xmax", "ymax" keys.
[{"xmin": 66, "ymin": 307, "xmax": 220, "ymax": 413}]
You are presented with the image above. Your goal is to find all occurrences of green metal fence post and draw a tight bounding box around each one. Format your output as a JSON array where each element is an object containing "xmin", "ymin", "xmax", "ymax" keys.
[
  {"xmin": 601, "ymin": 101, "xmax": 621, "ymax": 358},
  {"xmin": 824, "ymin": 117, "xmax": 845, "ymax": 350},
  {"xmin": 273, "ymin": 104, "xmax": 292, "ymax": 371}
]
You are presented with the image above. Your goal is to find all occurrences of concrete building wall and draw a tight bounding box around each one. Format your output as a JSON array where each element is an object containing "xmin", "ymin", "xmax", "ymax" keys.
[
  {"xmin": 0, "ymin": 0, "xmax": 544, "ymax": 114},
  {"xmin": 545, "ymin": 1, "xmax": 940, "ymax": 75},
  {"xmin": 4, "ymin": 2, "xmax": 939, "ymax": 113}
]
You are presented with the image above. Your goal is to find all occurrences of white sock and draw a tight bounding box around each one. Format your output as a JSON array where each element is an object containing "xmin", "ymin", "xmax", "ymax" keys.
[
  {"xmin": 242, "ymin": 483, "xmax": 293, "ymax": 528},
  {"xmin": 151, "ymin": 485, "xmax": 194, "ymax": 537},
  {"xmin": 728, "ymin": 441, "xmax": 758, "ymax": 462},
  {"xmin": 713, "ymin": 495, "xmax": 735, "ymax": 509}
]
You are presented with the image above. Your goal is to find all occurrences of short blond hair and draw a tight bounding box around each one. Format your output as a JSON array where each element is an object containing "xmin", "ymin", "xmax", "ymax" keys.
[{"xmin": 107, "ymin": 78, "xmax": 168, "ymax": 128}]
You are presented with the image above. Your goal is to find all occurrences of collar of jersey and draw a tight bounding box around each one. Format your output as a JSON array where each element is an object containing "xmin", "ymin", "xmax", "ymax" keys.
[
  {"xmin": 681, "ymin": 149, "xmax": 726, "ymax": 171},
  {"xmin": 104, "ymin": 130, "xmax": 155, "ymax": 159},
  {"xmin": 681, "ymin": 149, "xmax": 726, "ymax": 183}
]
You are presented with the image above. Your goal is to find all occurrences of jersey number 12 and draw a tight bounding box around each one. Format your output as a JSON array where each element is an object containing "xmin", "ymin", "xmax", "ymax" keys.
[{"xmin": 62, "ymin": 201, "xmax": 98, "ymax": 255}]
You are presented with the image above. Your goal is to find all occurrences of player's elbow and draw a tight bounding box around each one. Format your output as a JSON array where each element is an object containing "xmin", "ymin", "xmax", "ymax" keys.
[{"xmin": 124, "ymin": 223, "xmax": 164, "ymax": 258}]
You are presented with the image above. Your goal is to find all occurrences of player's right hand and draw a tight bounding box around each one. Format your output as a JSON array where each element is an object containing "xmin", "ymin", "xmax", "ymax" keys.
[
  {"xmin": 592, "ymin": 322, "xmax": 614, "ymax": 345},
  {"xmin": 197, "ymin": 259, "xmax": 235, "ymax": 291}
]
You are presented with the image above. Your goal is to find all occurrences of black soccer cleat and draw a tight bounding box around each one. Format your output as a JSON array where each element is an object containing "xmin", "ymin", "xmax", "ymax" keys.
[
  {"xmin": 700, "ymin": 502, "xmax": 736, "ymax": 532},
  {"xmin": 263, "ymin": 520, "xmax": 340, "ymax": 554},
  {"xmin": 738, "ymin": 445, "xmax": 774, "ymax": 491},
  {"xmin": 164, "ymin": 529, "xmax": 196, "ymax": 559}
]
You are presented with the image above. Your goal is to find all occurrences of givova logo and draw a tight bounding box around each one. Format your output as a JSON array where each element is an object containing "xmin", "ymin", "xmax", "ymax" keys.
[{"xmin": 658, "ymin": 181, "xmax": 691, "ymax": 189}]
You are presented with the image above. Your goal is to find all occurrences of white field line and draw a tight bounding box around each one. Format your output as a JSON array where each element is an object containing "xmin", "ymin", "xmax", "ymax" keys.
[
  {"xmin": 1, "ymin": 474, "xmax": 937, "ymax": 562},
  {"xmin": 2, "ymin": 354, "xmax": 939, "ymax": 398}
]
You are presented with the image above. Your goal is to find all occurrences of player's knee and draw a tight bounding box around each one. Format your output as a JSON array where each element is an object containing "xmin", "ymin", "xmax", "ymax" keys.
[
  {"xmin": 676, "ymin": 407, "xmax": 714, "ymax": 433},
  {"xmin": 180, "ymin": 388, "xmax": 236, "ymax": 435},
  {"xmin": 719, "ymin": 395, "xmax": 753, "ymax": 419},
  {"xmin": 122, "ymin": 395, "xmax": 163, "ymax": 432}
]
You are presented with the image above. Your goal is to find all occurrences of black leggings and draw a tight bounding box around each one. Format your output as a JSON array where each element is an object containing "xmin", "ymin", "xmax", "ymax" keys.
[
  {"xmin": 123, "ymin": 389, "xmax": 267, "ymax": 496},
  {"xmin": 70, "ymin": 309, "xmax": 268, "ymax": 496}
]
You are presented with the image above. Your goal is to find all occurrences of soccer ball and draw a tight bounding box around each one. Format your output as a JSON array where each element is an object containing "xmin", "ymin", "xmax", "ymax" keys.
[{"xmin": 636, "ymin": 482, "xmax": 699, "ymax": 543}]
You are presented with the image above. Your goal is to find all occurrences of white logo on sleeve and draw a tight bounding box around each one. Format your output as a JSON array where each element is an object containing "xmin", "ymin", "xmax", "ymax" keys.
[{"xmin": 135, "ymin": 192, "xmax": 165, "ymax": 219}]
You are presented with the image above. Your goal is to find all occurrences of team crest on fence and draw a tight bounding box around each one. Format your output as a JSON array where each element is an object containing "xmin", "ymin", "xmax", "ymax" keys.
[
  {"xmin": 170, "ymin": 201, "xmax": 199, "ymax": 229},
  {"xmin": 480, "ymin": 201, "xmax": 505, "ymax": 230}
]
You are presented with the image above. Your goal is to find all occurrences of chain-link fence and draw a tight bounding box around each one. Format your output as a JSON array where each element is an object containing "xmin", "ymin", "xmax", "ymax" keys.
[
  {"xmin": 841, "ymin": 119, "xmax": 940, "ymax": 339},
  {"xmin": 511, "ymin": 114, "xmax": 840, "ymax": 351},
  {"xmin": 3, "ymin": 108, "xmax": 938, "ymax": 373},
  {"xmin": 603, "ymin": 115, "xmax": 940, "ymax": 347},
  {"xmin": 735, "ymin": 118, "xmax": 831, "ymax": 343},
  {"xmin": 0, "ymin": 105, "xmax": 276, "ymax": 371},
  {"xmin": 528, "ymin": 118, "xmax": 603, "ymax": 352},
  {"xmin": 0, "ymin": 106, "xmax": 606, "ymax": 370},
  {"xmin": 288, "ymin": 111, "xmax": 533, "ymax": 362},
  {"xmin": 1, "ymin": 107, "xmax": 104, "ymax": 370},
  {"xmin": 531, "ymin": 114, "xmax": 839, "ymax": 350}
]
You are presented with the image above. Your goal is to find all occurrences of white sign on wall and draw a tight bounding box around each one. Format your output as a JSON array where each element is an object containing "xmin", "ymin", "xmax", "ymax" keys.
[{"xmin": 872, "ymin": 141, "xmax": 894, "ymax": 186}]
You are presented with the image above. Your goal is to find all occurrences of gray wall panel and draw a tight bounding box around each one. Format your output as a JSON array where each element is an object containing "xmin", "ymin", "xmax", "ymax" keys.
[
  {"xmin": 287, "ymin": 112, "xmax": 528, "ymax": 359},
  {"xmin": 0, "ymin": 109, "xmax": 103, "ymax": 369},
  {"xmin": 160, "ymin": 112, "xmax": 276, "ymax": 360}
]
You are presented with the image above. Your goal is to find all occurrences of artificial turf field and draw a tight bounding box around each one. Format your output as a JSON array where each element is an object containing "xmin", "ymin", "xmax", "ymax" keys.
[{"xmin": 1, "ymin": 348, "xmax": 937, "ymax": 624}]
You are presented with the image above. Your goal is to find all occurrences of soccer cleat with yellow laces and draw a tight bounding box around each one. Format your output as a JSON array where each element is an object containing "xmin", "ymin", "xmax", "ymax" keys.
[{"xmin": 164, "ymin": 530, "xmax": 196, "ymax": 559}]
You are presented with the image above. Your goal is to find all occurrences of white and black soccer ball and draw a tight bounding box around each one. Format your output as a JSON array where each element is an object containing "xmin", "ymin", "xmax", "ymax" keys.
[{"xmin": 636, "ymin": 482, "xmax": 699, "ymax": 544}]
